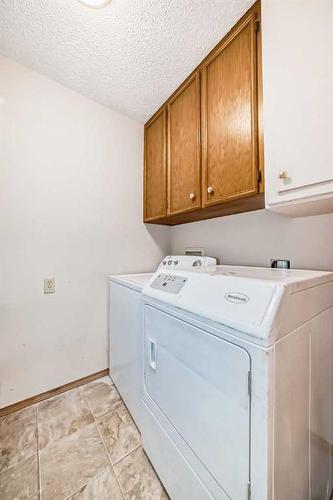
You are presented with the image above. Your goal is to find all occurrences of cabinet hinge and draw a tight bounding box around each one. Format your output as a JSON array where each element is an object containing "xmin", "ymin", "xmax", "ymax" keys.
[
  {"xmin": 255, "ymin": 18, "xmax": 260, "ymax": 32},
  {"xmin": 257, "ymin": 170, "xmax": 262, "ymax": 184},
  {"xmin": 248, "ymin": 481, "xmax": 251, "ymax": 500},
  {"xmin": 248, "ymin": 371, "xmax": 252, "ymax": 397}
]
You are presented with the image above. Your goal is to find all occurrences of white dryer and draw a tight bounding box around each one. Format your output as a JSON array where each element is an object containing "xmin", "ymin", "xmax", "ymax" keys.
[{"xmin": 141, "ymin": 264, "xmax": 333, "ymax": 500}]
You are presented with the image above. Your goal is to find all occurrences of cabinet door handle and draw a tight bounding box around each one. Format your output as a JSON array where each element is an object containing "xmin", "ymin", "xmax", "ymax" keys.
[
  {"xmin": 278, "ymin": 171, "xmax": 289, "ymax": 179},
  {"xmin": 207, "ymin": 186, "xmax": 214, "ymax": 194},
  {"xmin": 189, "ymin": 192, "xmax": 196, "ymax": 200},
  {"xmin": 149, "ymin": 339, "xmax": 156, "ymax": 370}
]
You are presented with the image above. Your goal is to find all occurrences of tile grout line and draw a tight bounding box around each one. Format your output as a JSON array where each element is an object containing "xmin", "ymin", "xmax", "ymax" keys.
[
  {"xmin": 81, "ymin": 385, "xmax": 126, "ymax": 499},
  {"xmin": 0, "ymin": 409, "xmax": 36, "ymax": 427},
  {"xmin": 0, "ymin": 451, "xmax": 37, "ymax": 475},
  {"xmin": 36, "ymin": 386, "xmax": 111, "ymax": 500},
  {"xmin": 62, "ymin": 465, "xmax": 112, "ymax": 500},
  {"xmin": 47, "ymin": 384, "xmax": 112, "ymax": 500},
  {"xmin": 0, "ymin": 409, "xmax": 38, "ymax": 475},
  {"xmin": 37, "ymin": 388, "xmax": 92, "ymax": 500},
  {"xmin": 36, "ymin": 405, "xmax": 42, "ymax": 500},
  {"xmin": 112, "ymin": 443, "xmax": 141, "ymax": 466}
]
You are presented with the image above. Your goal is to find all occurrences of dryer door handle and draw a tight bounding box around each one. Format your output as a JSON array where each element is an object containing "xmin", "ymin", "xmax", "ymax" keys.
[{"xmin": 149, "ymin": 339, "xmax": 157, "ymax": 370}]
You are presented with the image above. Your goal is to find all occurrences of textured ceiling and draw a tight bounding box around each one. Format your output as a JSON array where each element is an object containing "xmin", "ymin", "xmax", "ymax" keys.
[{"xmin": 0, "ymin": 0, "xmax": 254, "ymax": 122}]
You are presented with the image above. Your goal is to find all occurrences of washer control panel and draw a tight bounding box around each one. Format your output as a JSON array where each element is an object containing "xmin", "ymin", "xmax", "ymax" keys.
[
  {"xmin": 158, "ymin": 255, "xmax": 216, "ymax": 271},
  {"xmin": 150, "ymin": 274, "xmax": 187, "ymax": 294}
]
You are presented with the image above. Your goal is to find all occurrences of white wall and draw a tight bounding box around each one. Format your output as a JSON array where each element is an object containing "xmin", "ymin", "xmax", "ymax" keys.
[
  {"xmin": 0, "ymin": 56, "xmax": 170, "ymax": 408},
  {"xmin": 171, "ymin": 209, "xmax": 333, "ymax": 271},
  {"xmin": 2, "ymin": 56, "xmax": 332, "ymax": 410}
]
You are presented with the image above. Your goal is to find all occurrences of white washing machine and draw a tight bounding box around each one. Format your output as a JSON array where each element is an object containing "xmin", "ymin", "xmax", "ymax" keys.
[
  {"xmin": 109, "ymin": 256, "xmax": 216, "ymax": 429},
  {"xmin": 141, "ymin": 264, "xmax": 333, "ymax": 500},
  {"xmin": 109, "ymin": 272, "xmax": 152, "ymax": 428}
]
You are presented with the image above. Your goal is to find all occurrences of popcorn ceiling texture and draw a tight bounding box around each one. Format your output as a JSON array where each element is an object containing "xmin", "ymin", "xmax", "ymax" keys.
[{"xmin": 0, "ymin": 0, "xmax": 253, "ymax": 122}]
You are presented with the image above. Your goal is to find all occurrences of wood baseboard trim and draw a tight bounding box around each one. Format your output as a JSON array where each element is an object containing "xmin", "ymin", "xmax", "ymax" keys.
[{"xmin": 0, "ymin": 369, "xmax": 109, "ymax": 417}]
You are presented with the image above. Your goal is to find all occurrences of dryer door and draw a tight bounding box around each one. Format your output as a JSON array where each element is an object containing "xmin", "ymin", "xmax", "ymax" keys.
[{"xmin": 144, "ymin": 305, "xmax": 251, "ymax": 500}]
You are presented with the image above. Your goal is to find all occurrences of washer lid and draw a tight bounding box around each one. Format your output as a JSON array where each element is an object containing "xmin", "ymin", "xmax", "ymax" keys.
[{"xmin": 110, "ymin": 273, "xmax": 153, "ymax": 292}]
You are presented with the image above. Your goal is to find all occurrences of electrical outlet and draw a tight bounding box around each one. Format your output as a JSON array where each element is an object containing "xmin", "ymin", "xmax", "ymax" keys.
[
  {"xmin": 270, "ymin": 259, "xmax": 290, "ymax": 269},
  {"xmin": 184, "ymin": 247, "xmax": 205, "ymax": 256},
  {"xmin": 44, "ymin": 278, "xmax": 55, "ymax": 294}
]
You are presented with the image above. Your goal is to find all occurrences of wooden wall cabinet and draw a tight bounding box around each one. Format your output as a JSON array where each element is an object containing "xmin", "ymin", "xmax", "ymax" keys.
[
  {"xmin": 167, "ymin": 73, "xmax": 201, "ymax": 216},
  {"xmin": 201, "ymin": 11, "xmax": 259, "ymax": 208},
  {"xmin": 144, "ymin": 1, "xmax": 263, "ymax": 225},
  {"xmin": 144, "ymin": 109, "xmax": 167, "ymax": 221}
]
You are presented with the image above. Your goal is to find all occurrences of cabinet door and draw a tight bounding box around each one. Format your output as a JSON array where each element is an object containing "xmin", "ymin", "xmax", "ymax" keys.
[
  {"xmin": 167, "ymin": 74, "xmax": 201, "ymax": 215},
  {"xmin": 201, "ymin": 10, "xmax": 259, "ymax": 207},
  {"xmin": 263, "ymin": 0, "xmax": 333, "ymax": 207},
  {"xmin": 144, "ymin": 109, "xmax": 167, "ymax": 221}
]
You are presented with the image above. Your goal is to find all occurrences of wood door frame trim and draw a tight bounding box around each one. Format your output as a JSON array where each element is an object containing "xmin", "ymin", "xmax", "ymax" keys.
[{"xmin": 0, "ymin": 368, "xmax": 109, "ymax": 417}]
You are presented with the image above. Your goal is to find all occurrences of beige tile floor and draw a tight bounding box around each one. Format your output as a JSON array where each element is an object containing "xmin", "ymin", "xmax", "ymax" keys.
[{"xmin": 0, "ymin": 376, "xmax": 169, "ymax": 500}]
